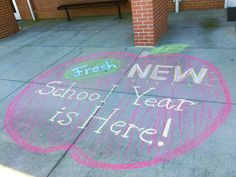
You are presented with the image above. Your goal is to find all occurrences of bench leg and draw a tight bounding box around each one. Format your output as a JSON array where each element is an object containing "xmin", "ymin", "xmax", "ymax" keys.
[
  {"xmin": 65, "ymin": 8, "xmax": 71, "ymax": 21},
  {"xmin": 117, "ymin": 3, "xmax": 122, "ymax": 19}
]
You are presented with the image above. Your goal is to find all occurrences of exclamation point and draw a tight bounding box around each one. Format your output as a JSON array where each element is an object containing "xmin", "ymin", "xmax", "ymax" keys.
[{"xmin": 158, "ymin": 118, "xmax": 172, "ymax": 147}]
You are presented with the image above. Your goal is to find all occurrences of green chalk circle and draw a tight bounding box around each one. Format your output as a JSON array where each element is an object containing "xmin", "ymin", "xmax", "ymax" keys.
[{"xmin": 64, "ymin": 58, "xmax": 120, "ymax": 81}]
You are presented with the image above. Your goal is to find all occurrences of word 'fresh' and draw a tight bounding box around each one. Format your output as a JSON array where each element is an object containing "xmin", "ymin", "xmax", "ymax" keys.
[{"xmin": 64, "ymin": 58, "xmax": 120, "ymax": 80}]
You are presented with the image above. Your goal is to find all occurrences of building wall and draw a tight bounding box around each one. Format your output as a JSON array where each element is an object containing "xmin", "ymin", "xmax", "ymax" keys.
[
  {"xmin": 16, "ymin": 0, "xmax": 32, "ymax": 20},
  {"xmin": 16, "ymin": 0, "xmax": 225, "ymax": 20},
  {"xmin": 0, "ymin": 0, "xmax": 19, "ymax": 39},
  {"xmin": 16, "ymin": 0, "xmax": 131, "ymax": 20},
  {"xmin": 168, "ymin": 0, "xmax": 225, "ymax": 11}
]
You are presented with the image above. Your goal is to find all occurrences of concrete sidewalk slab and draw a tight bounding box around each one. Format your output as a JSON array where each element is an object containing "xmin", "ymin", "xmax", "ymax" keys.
[
  {"xmin": 0, "ymin": 80, "xmax": 23, "ymax": 101},
  {"xmin": 107, "ymin": 15, "xmax": 133, "ymax": 30},
  {"xmin": 41, "ymin": 47, "xmax": 142, "ymax": 65},
  {"xmin": 28, "ymin": 30, "xmax": 99, "ymax": 47},
  {"xmin": 81, "ymin": 29, "xmax": 134, "ymax": 48},
  {"xmin": 0, "ymin": 46, "xmax": 74, "ymax": 81},
  {"xmin": 46, "ymin": 104, "xmax": 236, "ymax": 177},
  {"xmin": 181, "ymin": 48, "xmax": 236, "ymax": 104},
  {"xmin": 0, "ymin": 31, "xmax": 49, "ymax": 46},
  {"xmin": 159, "ymin": 26, "xmax": 236, "ymax": 49},
  {"xmin": 168, "ymin": 9, "xmax": 231, "ymax": 28},
  {"xmin": 48, "ymin": 16, "xmax": 117, "ymax": 31},
  {"xmin": 0, "ymin": 85, "xmax": 27, "ymax": 129},
  {"xmin": 160, "ymin": 10, "xmax": 236, "ymax": 49},
  {"xmin": 19, "ymin": 20, "xmax": 63, "ymax": 32},
  {"xmin": 0, "ymin": 128, "xmax": 68, "ymax": 177},
  {"xmin": 0, "ymin": 9, "xmax": 235, "ymax": 177},
  {"xmin": 0, "ymin": 83, "xmax": 110, "ymax": 177}
]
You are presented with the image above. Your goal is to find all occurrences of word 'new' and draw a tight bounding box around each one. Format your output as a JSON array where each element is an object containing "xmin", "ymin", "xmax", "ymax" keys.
[{"xmin": 128, "ymin": 63, "xmax": 208, "ymax": 84}]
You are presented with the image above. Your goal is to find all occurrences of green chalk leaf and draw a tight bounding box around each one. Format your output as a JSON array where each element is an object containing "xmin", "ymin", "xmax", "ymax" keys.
[{"xmin": 151, "ymin": 44, "xmax": 189, "ymax": 55}]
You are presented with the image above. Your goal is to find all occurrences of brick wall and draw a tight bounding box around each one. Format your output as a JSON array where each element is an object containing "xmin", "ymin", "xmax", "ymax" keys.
[
  {"xmin": 16, "ymin": 0, "xmax": 131, "ymax": 20},
  {"xmin": 131, "ymin": 0, "xmax": 168, "ymax": 46},
  {"xmin": 168, "ymin": 0, "xmax": 224, "ymax": 12},
  {"xmin": 16, "ymin": 0, "xmax": 225, "ymax": 20},
  {"xmin": 16, "ymin": 0, "xmax": 32, "ymax": 20},
  {"xmin": 0, "ymin": 0, "xmax": 19, "ymax": 39}
]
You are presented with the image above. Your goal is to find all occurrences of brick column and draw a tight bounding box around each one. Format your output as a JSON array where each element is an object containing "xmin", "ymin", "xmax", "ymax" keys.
[
  {"xmin": 131, "ymin": 0, "xmax": 168, "ymax": 47},
  {"xmin": 0, "ymin": 0, "xmax": 19, "ymax": 39}
]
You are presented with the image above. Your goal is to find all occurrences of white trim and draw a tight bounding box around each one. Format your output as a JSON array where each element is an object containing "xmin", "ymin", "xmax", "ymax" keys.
[
  {"xmin": 173, "ymin": 0, "xmax": 181, "ymax": 13},
  {"xmin": 225, "ymin": 0, "xmax": 228, "ymax": 8},
  {"xmin": 26, "ymin": 0, "xmax": 36, "ymax": 20},
  {"xmin": 12, "ymin": 0, "xmax": 21, "ymax": 20},
  {"xmin": 175, "ymin": 0, "xmax": 180, "ymax": 13},
  {"xmin": 227, "ymin": 0, "xmax": 236, "ymax": 8}
]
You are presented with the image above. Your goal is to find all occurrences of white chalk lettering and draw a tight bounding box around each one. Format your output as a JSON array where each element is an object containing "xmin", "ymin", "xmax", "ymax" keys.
[
  {"xmin": 78, "ymin": 106, "xmax": 120, "ymax": 134},
  {"xmin": 150, "ymin": 65, "xmax": 174, "ymax": 81},
  {"xmin": 49, "ymin": 107, "xmax": 173, "ymax": 146},
  {"xmin": 128, "ymin": 64, "xmax": 152, "ymax": 78},
  {"xmin": 174, "ymin": 66, "xmax": 208, "ymax": 84},
  {"xmin": 76, "ymin": 91, "xmax": 88, "ymax": 100},
  {"xmin": 49, "ymin": 107, "xmax": 78, "ymax": 126},
  {"xmin": 132, "ymin": 86, "xmax": 198, "ymax": 111},
  {"xmin": 174, "ymin": 99, "xmax": 198, "ymax": 111},
  {"xmin": 139, "ymin": 128, "xmax": 157, "ymax": 145},
  {"xmin": 110, "ymin": 121, "xmax": 127, "ymax": 135},
  {"xmin": 35, "ymin": 81, "xmax": 118, "ymax": 104},
  {"xmin": 35, "ymin": 81, "xmax": 62, "ymax": 95},
  {"xmin": 144, "ymin": 98, "xmax": 158, "ymax": 107},
  {"xmin": 128, "ymin": 63, "xmax": 208, "ymax": 84},
  {"xmin": 121, "ymin": 124, "xmax": 144, "ymax": 138},
  {"xmin": 157, "ymin": 98, "xmax": 176, "ymax": 110},
  {"xmin": 133, "ymin": 86, "xmax": 156, "ymax": 106}
]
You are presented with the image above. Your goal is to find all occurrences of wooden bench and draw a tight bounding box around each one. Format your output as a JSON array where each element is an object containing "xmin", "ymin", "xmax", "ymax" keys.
[{"xmin": 57, "ymin": 0, "xmax": 128, "ymax": 21}]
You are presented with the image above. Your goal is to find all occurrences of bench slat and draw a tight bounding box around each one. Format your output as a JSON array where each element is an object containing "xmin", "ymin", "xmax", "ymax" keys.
[
  {"xmin": 57, "ymin": 0, "xmax": 128, "ymax": 20},
  {"xmin": 57, "ymin": 0, "xmax": 128, "ymax": 10}
]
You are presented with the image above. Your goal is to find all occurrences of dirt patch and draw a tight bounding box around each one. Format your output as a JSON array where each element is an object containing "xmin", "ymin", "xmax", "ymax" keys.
[{"xmin": 201, "ymin": 18, "xmax": 220, "ymax": 30}]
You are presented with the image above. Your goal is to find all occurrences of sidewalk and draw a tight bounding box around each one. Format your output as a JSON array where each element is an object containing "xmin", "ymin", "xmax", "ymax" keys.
[{"xmin": 0, "ymin": 9, "xmax": 235, "ymax": 177}]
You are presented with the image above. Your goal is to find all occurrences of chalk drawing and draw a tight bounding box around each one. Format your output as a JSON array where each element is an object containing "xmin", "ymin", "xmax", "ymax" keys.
[
  {"xmin": 128, "ymin": 64, "xmax": 208, "ymax": 83},
  {"xmin": 151, "ymin": 44, "xmax": 189, "ymax": 55},
  {"xmin": 4, "ymin": 52, "xmax": 232, "ymax": 170},
  {"xmin": 65, "ymin": 58, "xmax": 120, "ymax": 81}
]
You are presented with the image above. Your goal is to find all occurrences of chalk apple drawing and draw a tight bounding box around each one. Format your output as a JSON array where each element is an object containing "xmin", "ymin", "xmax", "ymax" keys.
[{"xmin": 4, "ymin": 45, "xmax": 232, "ymax": 170}]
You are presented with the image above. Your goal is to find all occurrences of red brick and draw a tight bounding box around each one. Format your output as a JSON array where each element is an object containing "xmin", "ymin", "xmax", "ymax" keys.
[{"xmin": 0, "ymin": 0, "xmax": 19, "ymax": 39}]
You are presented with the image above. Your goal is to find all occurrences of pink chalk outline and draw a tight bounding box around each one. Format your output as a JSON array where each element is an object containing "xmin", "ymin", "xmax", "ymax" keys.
[{"xmin": 4, "ymin": 52, "xmax": 232, "ymax": 170}]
